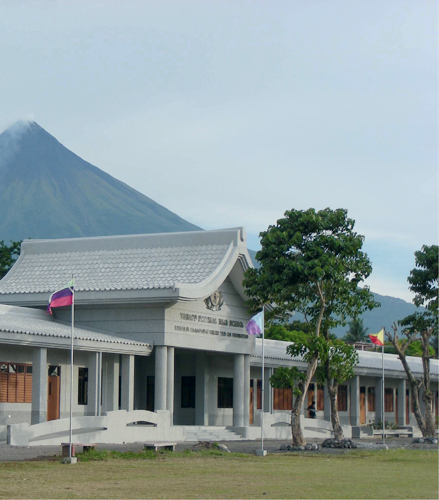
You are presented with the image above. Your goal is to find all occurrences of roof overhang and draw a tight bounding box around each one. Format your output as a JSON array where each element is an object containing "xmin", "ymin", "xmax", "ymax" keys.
[{"xmin": 0, "ymin": 331, "xmax": 151, "ymax": 356}]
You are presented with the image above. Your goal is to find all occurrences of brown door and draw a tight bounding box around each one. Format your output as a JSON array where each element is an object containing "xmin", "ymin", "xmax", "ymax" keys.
[
  {"xmin": 308, "ymin": 383, "xmax": 315, "ymax": 407},
  {"xmin": 47, "ymin": 366, "xmax": 60, "ymax": 421},
  {"xmin": 395, "ymin": 389, "xmax": 399, "ymax": 424},
  {"xmin": 406, "ymin": 390, "xmax": 410, "ymax": 424},
  {"xmin": 250, "ymin": 384, "xmax": 254, "ymax": 425},
  {"xmin": 317, "ymin": 385, "xmax": 324, "ymax": 411},
  {"xmin": 360, "ymin": 387, "xmax": 366, "ymax": 424}
]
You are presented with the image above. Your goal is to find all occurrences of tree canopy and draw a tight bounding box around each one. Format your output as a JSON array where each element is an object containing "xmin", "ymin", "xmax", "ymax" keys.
[
  {"xmin": 244, "ymin": 207, "xmax": 377, "ymax": 445},
  {"xmin": 244, "ymin": 208, "xmax": 377, "ymax": 330},
  {"xmin": 0, "ymin": 240, "xmax": 21, "ymax": 279},
  {"xmin": 407, "ymin": 245, "xmax": 438, "ymax": 313},
  {"xmin": 343, "ymin": 317, "xmax": 369, "ymax": 343},
  {"xmin": 387, "ymin": 244, "xmax": 438, "ymax": 437}
]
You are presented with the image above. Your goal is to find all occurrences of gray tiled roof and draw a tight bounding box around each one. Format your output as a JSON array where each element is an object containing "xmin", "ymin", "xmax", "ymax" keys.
[
  {"xmin": 252, "ymin": 339, "xmax": 303, "ymax": 362},
  {"xmin": 0, "ymin": 304, "xmax": 150, "ymax": 348},
  {"xmin": 252, "ymin": 338, "xmax": 439, "ymax": 378},
  {"xmin": 0, "ymin": 245, "xmax": 229, "ymax": 294},
  {"xmin": 0, "ymin": 229, "xmax": 248, "ymax": 296}
]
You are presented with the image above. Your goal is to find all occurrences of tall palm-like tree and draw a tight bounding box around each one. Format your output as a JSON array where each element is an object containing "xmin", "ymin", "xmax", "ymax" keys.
[{"xmin": 344, "ymin": 318, "xmax": 368, "ymax": 342}]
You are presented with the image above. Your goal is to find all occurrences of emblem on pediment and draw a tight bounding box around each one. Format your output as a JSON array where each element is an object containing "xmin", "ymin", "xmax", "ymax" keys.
[{"xmin": 204, "ymin": 290, "xmax": 224, "ymax": 311}]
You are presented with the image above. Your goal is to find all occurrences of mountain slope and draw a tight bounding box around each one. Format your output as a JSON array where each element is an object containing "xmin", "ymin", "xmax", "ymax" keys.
[
  {"xmin": 1, "ymin": 121, "xmax": 417, "ymax": 331},
  {"xmin": 0, "ymin": 121, "xmax": 200, "ymax": 241}
]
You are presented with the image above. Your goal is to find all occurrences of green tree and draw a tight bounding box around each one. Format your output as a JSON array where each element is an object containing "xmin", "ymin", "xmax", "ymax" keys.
[
  {"xmin": 267, "ymin": 322, "xmax": 357, "ymax": 439},
  {"xmin": 265, "ymin": 324, "xmax": 309, "ymax": 344},
  {"xmin": 430, "ymin": 330, "xmax": 438, "ymax": 358},
  {"xmin": 386, "ymin": 245, "xmax": 438, "ymax": 437},
  {"xmin": 384, "ymin": 339, "xmax": 434, "ymax": 358},
  {"xmin": 244, "ymin": 208, "xmax": 377, "ymax": 446},
  {"xmin": 311, "ymin": 338, "xmax": 359, "ymax": 439},
  {"xmin": 0, "ymin": 240, "xmax": 21, "ymax": 279},
  {"xmin": 343, "ymin": 317, "xmax": 368, "ymax": 343}
]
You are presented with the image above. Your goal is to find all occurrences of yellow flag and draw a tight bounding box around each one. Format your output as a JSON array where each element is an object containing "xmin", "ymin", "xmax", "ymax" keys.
[{"xmin": 369, "ymin": 328, "xmax": 384, "ymax": 346}]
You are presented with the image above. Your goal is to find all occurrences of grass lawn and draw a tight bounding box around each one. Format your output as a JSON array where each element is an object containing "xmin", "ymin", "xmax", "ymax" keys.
[{"xmin": 0, "ymin": 449, "xmax": 437, "ymax": 499}]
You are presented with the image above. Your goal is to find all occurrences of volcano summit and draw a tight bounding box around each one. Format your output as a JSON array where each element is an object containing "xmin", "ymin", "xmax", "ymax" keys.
[{"xmin": 0, "ymin": 121, "xmax": 199, "ymax": 242}]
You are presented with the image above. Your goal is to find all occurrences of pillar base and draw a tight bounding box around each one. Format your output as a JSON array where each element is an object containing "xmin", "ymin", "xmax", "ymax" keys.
[
  {"xmin": 255, "ymin": 449, "xmax": 267, "ymax": 456},
  {"xmin": 62, "ymin": 457, "xmax": 77, "ymax": 464}
]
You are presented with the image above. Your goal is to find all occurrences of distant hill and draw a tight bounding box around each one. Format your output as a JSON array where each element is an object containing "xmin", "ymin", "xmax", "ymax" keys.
[
  {"xmin": 332, "ymin": 292, "xmax": 420, "ymax": 337},
  {"xmin": 247, "ymin": 249, "xmax": 419, "ymax": 335},
  {"xmin": 0, "ymin": 121, "xmax": 200, "ymax": 242}
]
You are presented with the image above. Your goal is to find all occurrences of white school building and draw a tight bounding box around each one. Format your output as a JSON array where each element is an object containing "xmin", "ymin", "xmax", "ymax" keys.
[{"xmin": 0, "ymin": 228, "xmax": 437, "ymax": 446}]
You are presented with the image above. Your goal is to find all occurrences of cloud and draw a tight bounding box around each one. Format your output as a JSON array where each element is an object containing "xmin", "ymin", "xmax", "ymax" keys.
[{"xmin": 0, "ymin": 119, "xmax": 35, "ymax": 171}]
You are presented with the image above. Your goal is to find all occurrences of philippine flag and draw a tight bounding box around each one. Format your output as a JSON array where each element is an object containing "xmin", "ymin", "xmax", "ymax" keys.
[
  {"xmin": 46, "ymin": 280, "xmax": 74, "ymax": 315},
  {"xmin": 246, "ymin": 310, "xmax": 264, "ymax": 336}
]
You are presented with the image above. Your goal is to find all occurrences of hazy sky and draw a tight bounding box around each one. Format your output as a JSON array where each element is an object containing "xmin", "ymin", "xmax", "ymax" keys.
[{"xmin": 1, "ymin": 1, "xmax": 437, "ymax": 302}]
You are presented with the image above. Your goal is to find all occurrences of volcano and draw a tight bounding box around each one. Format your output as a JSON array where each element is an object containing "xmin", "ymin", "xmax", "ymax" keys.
[{"xmin": 0, "ymin": 121, "xmax": 200, "ymax": 242}]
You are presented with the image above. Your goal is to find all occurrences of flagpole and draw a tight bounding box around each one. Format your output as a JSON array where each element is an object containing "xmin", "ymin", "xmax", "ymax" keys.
[
  {"xmin": 382, "ymin": 339, "xmax": 385, "ymax": 445},
  {"xmin": 261, "ymin": 305, "xmax": 265, "ymax": 455},
  {"xmin": 69, "ymin": 278, "xmax": 74, "ymax": 461},
  {"xmin": 247, "ymin": 308, "xmax": 267, "ymax": 456}
]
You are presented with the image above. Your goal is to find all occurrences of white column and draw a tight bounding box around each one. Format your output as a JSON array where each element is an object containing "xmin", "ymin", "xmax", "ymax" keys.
[
  {"xmin": 195, "ymin": 351, "xmax": 209, "ymax": 425},
  {"xmin": 397, "ymin": 379, "xmax": 406, "ymax": 426},
  {"xmin": 233, "ymin": 354, "xmax": 244, "ymax": 427},
  {"xmin": 252, "ymin": 378, "xmax": 258, "ymax": 421},
  {"xmin": 263, "ymin": 367, "xmax": 272, "ymax": 415},
  {"xmin": 375, "ymin": 378, "xmax": 383, "ymax": 423},
  {"xmin": 266, "ymin": 368, "xmax": 273, "ymax": 413},
  {"xmin": 88, "ymin": 352, "xmax": 99, "ymax": 416},
  {"xmin": 31, "ymin": 347, "xmax": 47, "ymax": 424},
  {"xmin": 167, "ymin": 347, "xmax": 175, "ymax": 424},
  {"xmin": 350, "ymin": 376, "xmax": 360, "ymax": 426},
  {"xmin": 243, "ymin": 355, "xmax": 250, "ymax": 427},
  {"xmin": 121, "ymin": 355, "xmax": 134, "ymax": 411},
  {"xmin": 102, "ymin": 354, "xmax": 119, "ymax": 412},
  {"xmin": 155, "ymin": 346, "xmax": 167, "ymax": 411}
]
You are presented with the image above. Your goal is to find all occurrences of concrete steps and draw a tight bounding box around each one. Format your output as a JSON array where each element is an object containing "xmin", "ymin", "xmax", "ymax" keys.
[{"xmin": 182, "ymin": 426, "xmax": 243, "ymax": 442}]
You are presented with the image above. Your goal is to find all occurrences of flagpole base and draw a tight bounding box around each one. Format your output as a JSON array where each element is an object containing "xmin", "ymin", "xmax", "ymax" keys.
[
  {"xmin": 255, "ymin": 449, "xmax": 267, "ymax": 456},
  {"xmin": 62, "ymin": 457, "xmax": 77, "ymax": 464}
]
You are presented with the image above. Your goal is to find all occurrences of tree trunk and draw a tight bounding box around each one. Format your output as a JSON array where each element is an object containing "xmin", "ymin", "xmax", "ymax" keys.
[
  {"xmin": 422, "ymin": 390, "xmax": 435, "ymax": 437},
  {"xmin": 290, "ymin": 285, "xmax": 325, "ymax": 446},
  {"xmin": 421, "ymin": 330, "xmax": 435, "ymax": 437},
  {"xmin": 291, "ymin": 405, "xmax": 305, "ymax": 447},
  {"xmin": 290, "ymin": 355, "xmax": 319, "ymax": 446},
  {"xmin": 388, "ymin": 331, "xmax": 428, "ymax": 435},
  {"xmin": 328, "ymin": 383, "xmax": 343, "ymax": 440},
  {"xmin": 407, "ymin": 379, "xmax": 426, "ymax": 435}
]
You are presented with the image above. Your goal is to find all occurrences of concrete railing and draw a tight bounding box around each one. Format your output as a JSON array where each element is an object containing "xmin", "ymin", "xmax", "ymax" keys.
[
  {"xmin": 234, "ymin": 412, "xmax": 352, "ymax": 440},
  {"xmin": 0, "ymin": 425, "xmax": 7, "ymax": 443},
  {"xmin": 7, "ymin": 410, "xmax": 186, "ymax": 446}
]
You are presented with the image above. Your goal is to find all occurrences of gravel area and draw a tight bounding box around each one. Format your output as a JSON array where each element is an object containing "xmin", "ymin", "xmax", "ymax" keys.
[{"xmin": 0, "ymin": 437, "xmax": 437, "ymax": 462}]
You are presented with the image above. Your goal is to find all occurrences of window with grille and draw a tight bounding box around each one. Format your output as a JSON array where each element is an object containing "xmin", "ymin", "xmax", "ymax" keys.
[
  {"xmin": 273, "ymin": 388, "xmax": 292, "ymax": 410},
  {"xmin": 385, "ymin": 388, "xmax": 394, "ymax": 412},
  {"xmin": 0, "ymin": 363, "xmax": 32, "ymax": 403},
  {"xmin": 337, "ymin": 385, "xmax": 348, "ymax": 411},
  {"xmin": 181, "ymin": 376, "xmax": 195, "ymax": 408},
  {"xmin": 367, "ymin": 387, "xmax": 376, "ymax": 411},
  {"xmin": 217, "ymin": 377, "xmax": 233, "ymax": 408}
]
